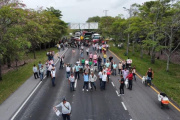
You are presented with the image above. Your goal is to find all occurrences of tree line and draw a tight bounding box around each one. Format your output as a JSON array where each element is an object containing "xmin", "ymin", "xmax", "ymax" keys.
[
  {"xmin": 87, "ymin": 0, "xmax": 180, "ymax": 72},
  {"xmin": 0, "ymin": 0, "xmax": 68, "ymax": 80}
]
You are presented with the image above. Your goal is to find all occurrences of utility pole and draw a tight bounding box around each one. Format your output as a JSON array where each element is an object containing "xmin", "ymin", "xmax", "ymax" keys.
[{"xmin": 103, "ymin": 10, "xmax": 108, "ymax": 16}]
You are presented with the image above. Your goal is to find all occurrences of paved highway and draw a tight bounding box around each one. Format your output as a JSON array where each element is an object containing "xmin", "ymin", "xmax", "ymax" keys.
[{"xmin": 13, "ymin": 46, "xmax": 180, "ymax": 120}]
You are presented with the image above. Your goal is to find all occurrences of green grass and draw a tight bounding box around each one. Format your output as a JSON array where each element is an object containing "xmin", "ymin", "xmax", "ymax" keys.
[
  {"xmin": 0, "ymin": 48, "xmax": 58, "ymax": 104},
  {"xmin": 110, "ymin": 42, "xmax": 180, "ymax": 106}
]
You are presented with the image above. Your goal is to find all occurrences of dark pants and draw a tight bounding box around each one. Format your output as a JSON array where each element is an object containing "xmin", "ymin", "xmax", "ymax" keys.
[
  {"xmin": 100, "ymin": 49, "xmax": 102, "ymax": 53},
  {"xmin": 118, "ymin": 69, "xmax": 122, "ymax": 74},
  {"xmin": 98, "ymin": 62, "xmax": 101, "ymax": 70},
  {"xmin": 75, "ymin": 71, "xmax": 80, "ymax": 79},
  {"xmin": 87, "ymin": 52, "xmax": 89, "ymax": 56},
  {"xmin": 104, "ymin": 58, "xmax": 106, "ymax": 63},
  {"xmin": 82, "ymin": 63, "xmax": 85, "ymax": 68},
  {"xmin": 133, "ymin": 73, "xmax": 136, "ymax": 81},
  {"xmin": 113, "ymin": 69, "xmax": 116, "ymax": 76},
  {"xmin": 52, "ymin": 77, "xmax": 55, "ymax": 86},
  {"xmin": 128, "ymin": 80, "xmax": 132, "ymax": 90},
  {"xmin": 101, "ymin": 81, "xmax": 106, "ymax": 90},
  {"xmin": 34, "ymin": 72, "xmax": 39, "ymax": 79},
  {"xmin": 83, "ymin": 82, "xmax": 88, "ymax": 89},
  {"xmin": 59, "ymin": 62, "xmax": 63, "ymax": 69},
  {"xmin": 40, "ymin": 73, "xmax": 43, "ymax": 80},
  {"xmin": 67, "ymin": 72, "xmax": 70, "ymax": 78},
  {"xmin": 90, "ymin": 82, "xmax": 96, "ymax": 90},
  {"xmin": 62, "ymin": 114, "xmax": 70, "ymax": 120},
  {"xmin": 120, "ymin": 85, "xmax": 124, "ymax": 94},
  {"xmin": 107, "ymin": 75, "xmax": 110, "ymax": 82},
  {"xmin": 70, "ymin": 82, "xmax": 75, "ymax": 91},
  {"xmin": 99, "ymin": 78, "xmax": 102, "ymax": 88}
]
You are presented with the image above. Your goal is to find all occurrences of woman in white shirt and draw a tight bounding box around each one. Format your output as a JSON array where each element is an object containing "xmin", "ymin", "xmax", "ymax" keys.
[{"xmin": 89, "ymin": 72, "xmax": 97, "ymax": 90}]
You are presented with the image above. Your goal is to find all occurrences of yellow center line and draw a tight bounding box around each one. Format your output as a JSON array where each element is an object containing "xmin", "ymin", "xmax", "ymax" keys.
[{"xmin": 109, "ymin": 50, "xmax": 180, "ymax": 112}]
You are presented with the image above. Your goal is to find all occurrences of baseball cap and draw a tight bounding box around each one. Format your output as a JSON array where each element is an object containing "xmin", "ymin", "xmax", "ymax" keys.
[{"xmin": 62, "ymin": 97, "xmax": 66, "ymax": 101}]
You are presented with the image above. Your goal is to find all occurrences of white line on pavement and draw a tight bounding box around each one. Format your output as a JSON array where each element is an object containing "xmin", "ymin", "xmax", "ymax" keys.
[
  {"xmin": 11, "ymin": 81, "xmax": 42, "ymax": 120},
  {"xmin": 121, "ymin": 102, "xmax": 127, "ymax": 110},
  {"xmin": 74, "ymin": 79, "xmax": 77, "ymax": 88},
  {"xmin": 130, "ymin": 119, "xmax": 132, "ymax": 120},
  {"xmin": 111, "ymin": 82, "xmax": 115, "ymax": 87},
  {"xmin": 116, "ymin": 90, "xmax": 120, "ymax": 97},
  {"xmin": 11, "ymin": 48, "xmax": 68, "ymax": 120}
]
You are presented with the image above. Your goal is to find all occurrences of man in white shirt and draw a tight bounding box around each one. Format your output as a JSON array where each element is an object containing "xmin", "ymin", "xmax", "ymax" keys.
[
  {"xmin": 66, "ymin": 64, "xmax": 71, "ymax": 78},
  {"xmin": 54, "ymin": 98, "xmax": 71, "ymax": 120},
  {"xmin": 69, "ymin": 73, "xmax": 75, "ymax": 91},
  {"xmin": 33, "ymin": 64, "xmax": 39, "ymax": 79},
  {"xmin": 51, "ymin": 68, "xmax": 56, "ymax": 87},
  {"xmin": 47, "ymin": 62, "xmax": 52, "ymax": 77},
  {"xmin": 98, "ymin": 70, "xmax": 103, "ymax": 88},
  {"xmin": 101, "ymin": 71, "xmax": 107, "ymax": 90}
]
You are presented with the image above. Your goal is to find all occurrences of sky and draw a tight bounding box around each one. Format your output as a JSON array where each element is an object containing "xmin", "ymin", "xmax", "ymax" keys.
[{"xmin": 22, "ymin": 0, "xmax": 153, "ymax": 23}]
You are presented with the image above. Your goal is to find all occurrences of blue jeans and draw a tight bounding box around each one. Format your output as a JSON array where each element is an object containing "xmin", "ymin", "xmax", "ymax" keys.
[
  {"xmin": 104, "ymin": 58, "xmax": 106, "ymax": 63},
  {"xmin": 52, "ymin": 77, "xmax": 55, "ymax": 86},
  {"xmin": 66, "ymin": 72, "xmax": 70, "ymax": 78},
  {"xmin": 70, "ymin": 82, "xmax": 75, "ymax": 91},
  {"xmin": 147, "ymin": 77, "xmax": 152, "ymax": 85},
  {"xmin": 40, "ymin": 73, "xmax": 44, "ymax": 80}
]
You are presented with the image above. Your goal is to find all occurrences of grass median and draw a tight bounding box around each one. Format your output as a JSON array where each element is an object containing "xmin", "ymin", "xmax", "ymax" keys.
[
  {"xmin": 109, "ymin": 43, "xmax": 180, "ymax": 106},
  {"xmin": 0, "ymin": 48, "xmax": 58, "ymax": 104}
]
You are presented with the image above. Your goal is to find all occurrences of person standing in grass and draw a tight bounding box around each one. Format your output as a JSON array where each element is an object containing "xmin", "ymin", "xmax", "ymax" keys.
[
  {"xmin": 119, "ymin": 75, "xmax": 125, "ymax": 95},
  {"xmin": 33, "ymin": 64, "xmax": 39, "ymax": 79},
  {"xmin": 39, "ymin": 65, "xmax": 45, "ymax": 81}
]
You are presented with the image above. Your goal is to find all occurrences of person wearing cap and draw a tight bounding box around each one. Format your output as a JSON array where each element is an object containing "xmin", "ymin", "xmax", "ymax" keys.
[
  {"xmin": 89, "ymin": 72, "xmax": 97, "ymax": 90},
  {"xmin": 82, "ymin": 72, "xmax": 89, "ymax": 91},
  {"xmin": 101, "ymin": 71, "xmax": 107, "ymax": 90},
  {"xmin": 69, "ymin": 73, "xmax": 75, "ymax": 91},
  {"xmin": 51, "ymin": 67, "xmax": 56, "ymax": 87},
  {"xmin": 54, "ymin": 98, "xmax": 71, "ymax": 120},
  {"xmin": 39, "ymin": 65, "xmax": 45, "ymax": 81},
  {"xmin": 118, "ymin": 61, "xmax": 123, "ymax": 75}
]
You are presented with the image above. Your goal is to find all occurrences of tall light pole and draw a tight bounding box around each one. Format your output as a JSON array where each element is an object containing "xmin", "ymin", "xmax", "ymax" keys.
[
  {"xmin": 123, "ymin": 6, "xmax": 132, "ymax": 56},
  {"xmin": 103, "ymin": 10, "xmax": 108, "ymax": 16}
]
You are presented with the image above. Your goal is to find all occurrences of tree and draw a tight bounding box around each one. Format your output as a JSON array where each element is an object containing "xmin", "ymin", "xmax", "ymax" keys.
[{"xmin": 86, "ymin": 16, "xmax": 101, "ymax": 22}]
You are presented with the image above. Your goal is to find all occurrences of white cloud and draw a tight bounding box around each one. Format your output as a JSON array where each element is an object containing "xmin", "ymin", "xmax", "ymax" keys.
[{"xmin": 22, "ymin": 0, "xmax": 154, "ymax": 23}]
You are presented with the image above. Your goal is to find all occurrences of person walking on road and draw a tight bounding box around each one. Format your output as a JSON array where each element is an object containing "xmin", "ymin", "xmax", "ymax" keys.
[
  {"xmin": 103, "ymin": 53, "xmax": 107, "ymax": 63},
  {"xmin": 33, "ymin": 64, "xmax": 39, "ymax": 79},
  {"xmin": 59, "ymin": 56, "xmax": 64, "ymax": 69},
  {"xmin": 101, "ymin": 71, "xmax": 107, "ymax": 90},
  {"xmin": 107, "ymin": 67, "xmax": 111, "ymax": 82},
  {"xmin": 69, "ymin": 73, "xmax": 75, "ymax": 91},
  {"xmin": 47, "ymin": 62, "xmax": 52, "ymax": 77},
  {"xmin": 89, "ymin": 52, "xmax": 93, "ymax": 61},
  {"xmin": 39, "ymin": 65, "xmax": 44, "ymax": 81},
  {"xmin": 54, "ymin": 98, "xmax": 71, "ymax": 120},
  {"xmin": 118, "ymin": 61, "xmax": 123, "ymax": 75},
  {"xmin": 126, "ymin": 70, "xmax": 133, "ymax": 90},
  {"xmin": 98, "ymin": 56, "xmax": 102, "ymax": 71},
  {"xmin": 89, "ymin": 72, "xmax": 97, "ymax": 90},
  {"xmin": 119, "ymin": 75, "xmax": 125, "ymax": 95},
  {"xmin": 132, "ymin": 66, "xmax": 136, "ymax": 81},
  {"xmin": 80, "ymin": 49, "xmax": 84, "ymax": 58},
  {"xmin": 98, "ymin": 70, "xmax": 103, "ymax": 88},
  {"xmin": 38, "ymin": 61, "xmax": 42, "ymax": 76},
  {"xmin": 82, "ymin": 72, "xmax": 89, "ymax": 91},
  {"xmin": 65, "ymin": 64, "xmax": 71, "ymax": 79},
  {"xmin": 81, "ymin": 58, "xmax": 85, "ymax": 68},
  {"xmin": 112, "ymin": 62, "xmax": 117, "ymax": 76},
  {"xmin": 74, "ymin": 63, "xmax": 80, "ymax": 80},
  {"xmin": 51, "ymin": 67, "xmax": 56, "ymax": 87},
  {"xmin": 86, "ymin": 48, "xmax": 89, "ymax": 56},
  {"xmin": 146, "ymin": 68, "xmax": 154, "ymax": 86},
  {"xmin": 105, "ymin": 60, "xmax": 110, "ymax": 68},
  {"xmin": 122, "ymin": 68, "xmax": 129, "ymax": 80},
  {"xmin": 109, "ymin": 56, "xmax": 113, "ymax": 62}
]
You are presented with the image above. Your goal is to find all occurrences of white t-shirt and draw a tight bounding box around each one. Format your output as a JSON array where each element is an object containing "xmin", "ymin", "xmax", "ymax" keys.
[
  {"xmin": 85, "ymin": 60, "xmax": 89, "ymax": 65},
  {"xmin": 69, "ymin": 76, "xmax": 75, "ymax": 82},
  {"xmin": 98, "ymin": 71, "xmax": 102, "ymax": 78},
  {"xmin": 51, "ymin": 70, "xmax": 56, "ymax": 77},
  {"xmin": 55, "ymin": 102, "xmax": 71, "ymax": 114},
  {"xmin": 102, "ymin": 74, "xmax": 107, "ymax": 81},
  {"xmin": 66, "ymin": 66, "xmax": 71, "ymax": 72}
]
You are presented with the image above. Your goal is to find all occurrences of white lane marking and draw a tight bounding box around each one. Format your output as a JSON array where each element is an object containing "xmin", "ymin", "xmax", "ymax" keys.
[
  {"xmin": 130, "ymin": 119, "xmax": 132, "ymax": 120},
  {"xmin": 74, "ymin": 79, "xmax": 77, "ymax": 88},
  {"xmin": 111, "ymin": 82, "xmax": 115, "ymax": 87},
  {"xmin": 121, "ymin": 102, "xmax": 127, "ymax": 110},
  {"xmin": 11, "ymin": 48, "xmax": 68, "ymax": 120},
  {"xmin": 11, "ymin": 81, "xmax": 42, "ymax": 120},
  {"xmin": 116, "ymin": 90, "xmax": 120, "ymax": 97}
]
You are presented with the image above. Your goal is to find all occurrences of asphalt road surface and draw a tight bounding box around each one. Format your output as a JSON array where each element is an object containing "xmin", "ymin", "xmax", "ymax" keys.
[{"xmin": 13, "ymin": 46, "xmax": 180, "ymax": 120}]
